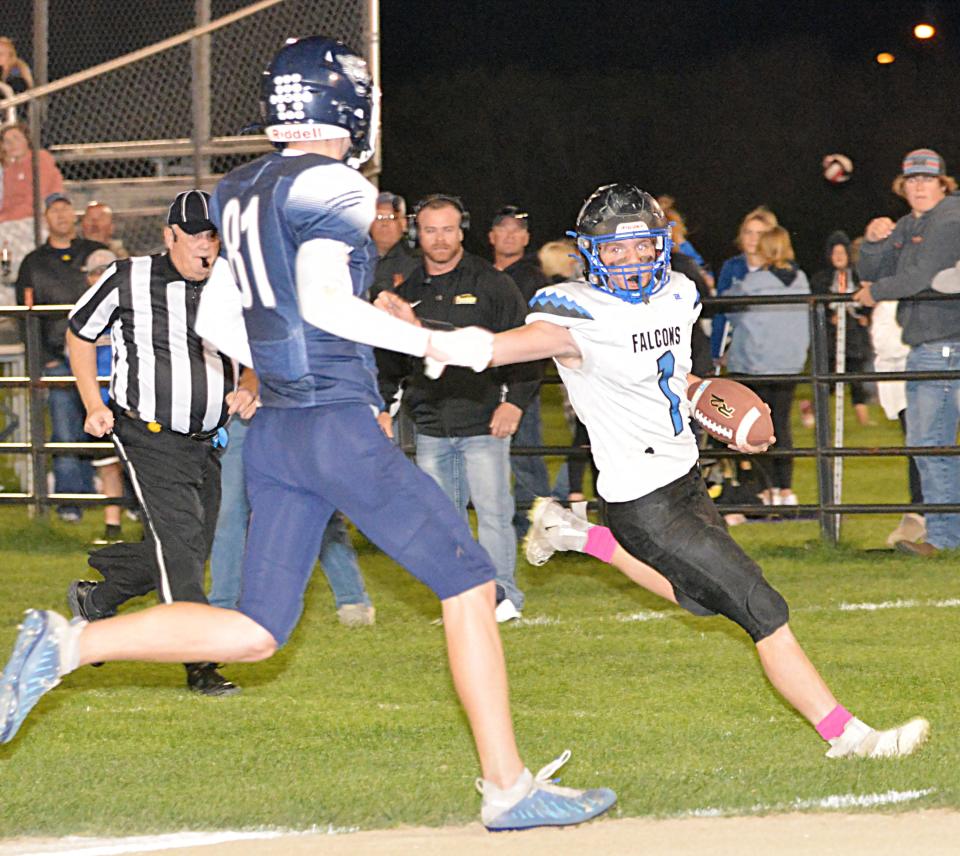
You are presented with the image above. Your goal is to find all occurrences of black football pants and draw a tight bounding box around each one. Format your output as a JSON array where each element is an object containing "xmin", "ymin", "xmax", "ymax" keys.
[{"xmin": 87, "ymin": 411, "xmax": 221, "ymax": 615}]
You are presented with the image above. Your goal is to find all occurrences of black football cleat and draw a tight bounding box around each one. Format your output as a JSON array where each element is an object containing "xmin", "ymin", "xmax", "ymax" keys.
[
  {"xmin": 184, "ymin": 662, "xmax": 241, "ymax": 697},
  {"xmin": 66, "ymin": 581, "xmax": 114, "ymax": 668},
  {"xmin": 66, "ymin": 580, "xmax": 116, "ymax": 622}
]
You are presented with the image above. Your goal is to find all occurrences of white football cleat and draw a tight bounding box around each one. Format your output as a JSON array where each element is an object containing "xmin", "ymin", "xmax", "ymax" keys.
[
  {"xmin": 826, "ymin": 716, "xmax": 930, "ymax": 759},
  {"xmin": 524, "ymin": 498, "xmax": 592, "ymax": 566}
]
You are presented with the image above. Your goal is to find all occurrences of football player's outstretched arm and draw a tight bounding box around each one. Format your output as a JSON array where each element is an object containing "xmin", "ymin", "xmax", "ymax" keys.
[
  {"xmin": 297, "ymin": 238, "xmax": 492, "ymax": 370},
  {"xmin": 490, "ymin": 320, "xmax": 581, "ymax": 367}
]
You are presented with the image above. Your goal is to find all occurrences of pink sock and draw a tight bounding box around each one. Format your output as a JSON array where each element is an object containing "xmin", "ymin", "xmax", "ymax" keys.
[
  {"xmin": 815, "ymin": 704, "xmax": 853, "ymax": 741},
  {"xmin": 584, "ymin": 526, "xmax": 617, "ymax": 564}
]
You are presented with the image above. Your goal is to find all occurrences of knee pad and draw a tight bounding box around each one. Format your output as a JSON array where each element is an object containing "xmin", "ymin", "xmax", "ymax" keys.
[{"xmin": 741, "ymin": 579, "xmax": 789, "ymax": 642}]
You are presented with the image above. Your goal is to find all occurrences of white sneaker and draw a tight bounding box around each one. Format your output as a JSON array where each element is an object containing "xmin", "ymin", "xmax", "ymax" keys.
[
  {"xmin": 495, "ymin": 599, "xmax": 522, "ymax": 623},
  {"xmin": 524, "ymin": 498, "xmax": 592, "ymax": 566},
  {"xmin": 336, "ymin": 604, "xmax": 376, "ymax": 627},
  {"xmin": 886, "ymin": 513, "xmax": 926, "ymax": 548},
  {"xmin": 826, "ymin": 716, "xmax": 930, "ymax": 759}
]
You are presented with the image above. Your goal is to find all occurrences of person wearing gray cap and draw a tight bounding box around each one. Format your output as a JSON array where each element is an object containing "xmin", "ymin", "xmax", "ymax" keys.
[
  {"xmin": 368, "ymin": 191, "xmax": 418, "ymax": 300},
  {"xmin": 855, "ymin": 148, "xmax": 960, "ymax": 556}
]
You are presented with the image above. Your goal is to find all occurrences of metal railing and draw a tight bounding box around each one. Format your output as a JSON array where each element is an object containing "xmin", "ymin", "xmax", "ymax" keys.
[
  {"xmin": 505, "ymin": 290, "xmax": 960, "ymax": 544},
  {"xmin": 0, "ymin": 292, "xmax": 958, "ymax": 544}
]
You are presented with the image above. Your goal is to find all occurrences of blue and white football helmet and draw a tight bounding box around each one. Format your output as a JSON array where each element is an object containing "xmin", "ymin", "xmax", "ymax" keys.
[
  {"xmin": 569, "ymin": 184, "xmax": 672, "ymax": 304},
  {"xmin": 260, "ymin": 35, "xmax": 379, "ymax": 168}
]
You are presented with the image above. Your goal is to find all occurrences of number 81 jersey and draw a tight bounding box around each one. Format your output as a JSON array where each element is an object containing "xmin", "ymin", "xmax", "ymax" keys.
[
  {"xmin": 210, "ymin": 150, "xmax": 380, "ymax": 409},
  {"xmin": 526, "ymin": 273, "xmax": 702, "ymax": 502}
]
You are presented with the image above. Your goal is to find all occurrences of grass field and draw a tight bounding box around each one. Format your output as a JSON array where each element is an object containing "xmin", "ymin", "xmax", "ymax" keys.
[{"xmin": 0, "ymin": 390, "xmax": 957, "ymax": 838}]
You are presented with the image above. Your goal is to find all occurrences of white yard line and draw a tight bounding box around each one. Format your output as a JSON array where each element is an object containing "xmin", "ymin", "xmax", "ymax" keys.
[
  {"xmin": 611, "ymin": 596, "xmax": 960, "ymax": 623},
  {"xmin": 684, "ymin": 787, "xmax": 936, "ymax": 818},
  {"xmin": 839, "ymin": 598, "xmax": 960, "ymax": 612},
  {"xmin": 3, "ymin": 825, "xmax": 359, "ymax": 856}
]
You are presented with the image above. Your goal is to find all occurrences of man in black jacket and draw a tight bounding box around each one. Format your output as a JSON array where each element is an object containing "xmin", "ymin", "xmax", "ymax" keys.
[
  {"xmin": 16, "ymin": 193, "xmax": 106, "ymax": 521},
  {"xmin": 376, "ymin": 195, "xmax": 538, "ymax": 621}
]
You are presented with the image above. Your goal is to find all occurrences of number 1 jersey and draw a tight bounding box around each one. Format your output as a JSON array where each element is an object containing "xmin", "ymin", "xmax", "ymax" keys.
[{"xmin": 526, "ymin": 274, "xmax": 702, "ymax": 502}]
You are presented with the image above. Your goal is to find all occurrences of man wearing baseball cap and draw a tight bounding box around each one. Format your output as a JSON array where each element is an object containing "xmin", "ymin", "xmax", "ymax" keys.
[
  {"xmin": 15, "ymin": 192, "xmax": 107, "ymax": 521},
  {"xmin": 856, "ymin": 149, "xmax": 960, "ymax": 556},
  {"xmin": 63, "ymin": 189, "xmax": 258, "ymax": 694}
]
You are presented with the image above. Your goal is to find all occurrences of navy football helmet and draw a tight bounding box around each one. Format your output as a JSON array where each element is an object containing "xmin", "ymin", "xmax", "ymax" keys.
[
  {"xmin": 260, "ymin": 36, "xmax": 379, "ymax": 167},
  {"xmin": 569, "ymin": 184, "xmax": 672, "ymax": 303}
]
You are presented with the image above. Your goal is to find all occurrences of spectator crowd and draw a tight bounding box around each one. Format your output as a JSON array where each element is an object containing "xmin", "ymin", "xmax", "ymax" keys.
[{"xmin": 0, "ymin": 57, "xmax": 957, "ymax": 633}]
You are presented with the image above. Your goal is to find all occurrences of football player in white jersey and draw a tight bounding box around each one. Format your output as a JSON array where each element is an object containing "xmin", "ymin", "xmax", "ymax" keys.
[{"xmin": 381, "ymin": 183, "xmax": 928, "ymax": 760}]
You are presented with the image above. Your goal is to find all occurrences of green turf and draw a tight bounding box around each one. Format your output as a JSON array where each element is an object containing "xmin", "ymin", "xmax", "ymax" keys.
[{"xmin": 0, "ymin": 395, "xmax": 956, "ymax": 835}]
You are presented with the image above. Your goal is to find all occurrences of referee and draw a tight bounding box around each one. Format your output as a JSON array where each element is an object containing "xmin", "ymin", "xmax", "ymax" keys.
[{"xmin": 64, "ymin": 190, "xmax": 258, "ymax": 696}]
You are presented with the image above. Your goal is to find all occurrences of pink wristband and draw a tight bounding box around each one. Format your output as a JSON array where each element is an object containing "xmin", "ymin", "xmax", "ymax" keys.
[{"xmin": 584, "ymin": 526, "xmax": 617, "ymax": 564}]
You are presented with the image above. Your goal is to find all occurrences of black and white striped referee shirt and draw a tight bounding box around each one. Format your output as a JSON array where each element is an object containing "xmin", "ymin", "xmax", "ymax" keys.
[{"xmin": 69, "ymin": 254, "xmax": 238, "ymax": 435}]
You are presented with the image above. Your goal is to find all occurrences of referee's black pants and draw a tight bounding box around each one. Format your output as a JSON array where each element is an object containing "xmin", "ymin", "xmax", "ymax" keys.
[{"xmin": 87, "ymin": 411, "xmax": 222, "ymax": 615}]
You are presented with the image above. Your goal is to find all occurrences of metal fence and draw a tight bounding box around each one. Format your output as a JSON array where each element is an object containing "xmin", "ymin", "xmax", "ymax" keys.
[
  {"xmin": 1, "ymin": 292, "xmax": 958, "ymax": 545},
  {"xmin": 1, "ymin": 0, "xmax": 377, "ymax": 261}
]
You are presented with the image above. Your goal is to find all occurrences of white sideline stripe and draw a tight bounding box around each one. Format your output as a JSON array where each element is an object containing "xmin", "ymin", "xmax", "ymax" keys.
[
  {"xmin": 617, "ymin": 610, "xmax": 668, "ymax": 622},
  {"xmin": 839, "ymin": 598, "xmax": 960, "ymax": 612},
  {"xmin": 12, "ymin": 825, "xmax": 360, "ymax": 855},
  {"xmin": 684, "ymin": 787, "xmax": 936, "ymax": 818},
  {"xmin": 612, "ymin": 597, "xmax": 960, "ymax": 623}
]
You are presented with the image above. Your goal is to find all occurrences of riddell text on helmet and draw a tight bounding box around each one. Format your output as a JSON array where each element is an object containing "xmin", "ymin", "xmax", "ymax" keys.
[{"xmin": 266, "ymin": 125, "xmax": 345, "ymax": 142}]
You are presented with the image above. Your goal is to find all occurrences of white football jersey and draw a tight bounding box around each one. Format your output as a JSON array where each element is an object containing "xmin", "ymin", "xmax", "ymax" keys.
[{"xmin": 526, "ymin": 273, "xmax": 702, "ymax": 502}]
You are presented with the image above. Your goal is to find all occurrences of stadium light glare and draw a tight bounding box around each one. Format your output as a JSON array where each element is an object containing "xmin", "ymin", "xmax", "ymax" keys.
[
  {"xmin": 913, "ymin": 23, "xmax": 936, "ymax": 40},
  {"xmin": 875, "ymin": 52, "xmax": 895, "ymax": 65}
]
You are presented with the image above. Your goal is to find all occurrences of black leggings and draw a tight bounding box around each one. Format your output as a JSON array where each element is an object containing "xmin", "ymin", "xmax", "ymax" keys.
[
  {"xmin": 746, "ymin": 381, "xmax": 796, "ymax": 490},
  {"xmin": 899, "ymin": 409, "xmax": 924, "ymax": 505}
]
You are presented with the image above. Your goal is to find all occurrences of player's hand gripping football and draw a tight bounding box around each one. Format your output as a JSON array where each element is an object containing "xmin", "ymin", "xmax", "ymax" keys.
[
  {"xmin": 727, "ymin": 401, "xmax": 776, "ymax": 454},
  {"xmin": 687, "ymin": 377, "xmax": 776, "ymax": 452}
]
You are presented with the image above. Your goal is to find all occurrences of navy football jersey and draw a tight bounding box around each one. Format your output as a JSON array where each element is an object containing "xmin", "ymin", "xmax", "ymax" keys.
[{"xmin": 210, "ymin": 150, "xmax": 381, "ymax": 409}]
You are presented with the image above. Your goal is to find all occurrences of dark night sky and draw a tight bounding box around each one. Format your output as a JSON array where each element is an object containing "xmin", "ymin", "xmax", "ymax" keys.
[
  {"xmin": 6, "ymin": 1, "xmax": 959, "ymax": 272},
  {"xmin": 377, "ymin": 0, "xmax": 960, "ymax": 272}
]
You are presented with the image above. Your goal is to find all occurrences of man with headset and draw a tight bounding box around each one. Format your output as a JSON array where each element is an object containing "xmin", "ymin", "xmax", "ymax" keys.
[{"xmin": 376, "ymin": 195, "xmax": 538, "ymax": 622}]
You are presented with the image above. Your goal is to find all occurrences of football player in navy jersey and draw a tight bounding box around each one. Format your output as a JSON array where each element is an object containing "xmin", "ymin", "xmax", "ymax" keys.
[
  {"xmin": 396, "ymin": 184, "xmax": 928, "ymax": 761},
  {"xmin": 0, "ymin": 37, "xmax": 616, "ymax": 831}
]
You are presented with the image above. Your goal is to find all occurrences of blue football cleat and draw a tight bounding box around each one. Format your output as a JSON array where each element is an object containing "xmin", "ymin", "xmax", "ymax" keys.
[
  {"xmin": 480, "ymin": 750, "xmax": 617, "ymax": 831},
  {"xmin": 0, "ymin": 610, "xmax": 67, "ymax": 744}
]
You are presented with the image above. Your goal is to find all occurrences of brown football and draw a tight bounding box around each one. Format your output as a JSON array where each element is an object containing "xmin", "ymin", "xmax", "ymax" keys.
[{"xmin": 687, "ymin": 377, "xmax": 775, "ymax": 447}]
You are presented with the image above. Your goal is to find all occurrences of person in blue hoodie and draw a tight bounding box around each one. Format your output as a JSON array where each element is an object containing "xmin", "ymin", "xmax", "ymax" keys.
[{"xmin": 725, "ymin": 225, "xmax": 810, "ymax": 505}]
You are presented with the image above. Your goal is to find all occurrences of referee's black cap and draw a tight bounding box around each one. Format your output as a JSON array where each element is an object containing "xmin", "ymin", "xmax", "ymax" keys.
[{"xmin": 167, "ymin": 190, "xmax": 215, "ymax": 235}]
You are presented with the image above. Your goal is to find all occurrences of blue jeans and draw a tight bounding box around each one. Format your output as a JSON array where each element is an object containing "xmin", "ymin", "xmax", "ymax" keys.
[
  {"xmin": 208, "ymin": 417, "xmax": 372, "ymax": 609},
  {"xmin": 47, "ymin": 359, "xmax": 93, "ymax": 513},
  {"xmin": 510, "ymin": 395, "xmax": 550, "ymax": 539},
  {"xmin": 906, "ymin": 341, "xmax": 960, "ymax": 549},
  {"xmin": 415, "ymin": 433, "xmax": 522, "ymax": 609}
]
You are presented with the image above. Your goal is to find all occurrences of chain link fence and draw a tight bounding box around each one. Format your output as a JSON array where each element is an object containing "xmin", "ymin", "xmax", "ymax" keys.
[
  {"xmin": 0, "ymin": 1, "xmax": 374, "ymax": 502},
  {"xmin": 3, "ymin": 0, "xmax": 373, "ymax": 256}
]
